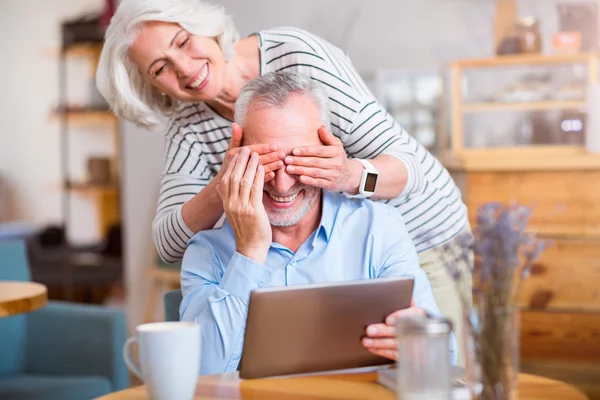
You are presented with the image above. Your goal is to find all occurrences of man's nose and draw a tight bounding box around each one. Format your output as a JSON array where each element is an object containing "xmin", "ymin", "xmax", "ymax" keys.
[{"xmin": 270, "ymin": 167, "xmax": 297, "ymax": 194}]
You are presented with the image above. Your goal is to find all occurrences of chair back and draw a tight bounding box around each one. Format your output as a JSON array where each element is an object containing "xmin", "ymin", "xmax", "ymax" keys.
[
  {"xmin": 0, "ymin": 240, "xmax": 31, "ymax": 376},
  {"xmin": 163, "ymin": 290, "xmax": 183, "ymax": 322}
]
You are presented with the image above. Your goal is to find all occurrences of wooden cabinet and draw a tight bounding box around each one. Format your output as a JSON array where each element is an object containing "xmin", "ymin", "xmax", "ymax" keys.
[
  {"xmin": 441, "ymin": 52, "xmax": 600, "ymax": 363},
  {"xmin": 450, "ymin": 166, "xmax": 600, "ymax": 362}
]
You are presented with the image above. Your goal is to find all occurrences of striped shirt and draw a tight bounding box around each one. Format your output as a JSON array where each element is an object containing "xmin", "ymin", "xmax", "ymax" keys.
[{"xmin": 153, "ymin": 27, "xmax": 468, "ymax": 263}]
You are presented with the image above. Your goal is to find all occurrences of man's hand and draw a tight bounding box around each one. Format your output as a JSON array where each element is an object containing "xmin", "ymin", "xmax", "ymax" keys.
[
  {"xmin": 217, "ymin": 146, "xmax": 272, "ymax": 264},
  {"xmin": 217, "ymin": 123, "xmax": 285, "ymax": 183},
  {"xmin": 285, "ymin": 126, "xmax": 359, "ymax": 192},
  {"xmin": 362, "ymin": 300, "xmax": 427, "ymax": 360}
]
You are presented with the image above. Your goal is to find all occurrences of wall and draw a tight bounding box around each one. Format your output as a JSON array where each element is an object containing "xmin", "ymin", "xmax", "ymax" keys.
[
  {"xmin": 120, "ymin": 120, "xmax": 164, "ymax": 331},
  {"xmin": 0, "ymin": 0, "xmax": 111, "ymax": 243}
]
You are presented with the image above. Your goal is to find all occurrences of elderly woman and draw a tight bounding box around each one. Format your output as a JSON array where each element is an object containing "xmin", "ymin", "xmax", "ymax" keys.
[{"xmin": 96, "ymin": 0, "xmax": 472, "ymax": 364}]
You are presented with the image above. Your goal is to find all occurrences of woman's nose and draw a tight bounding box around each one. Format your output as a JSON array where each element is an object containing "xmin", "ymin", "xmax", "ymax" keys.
[
  {"xmin": 270, "ymin": 167, "xmax": 297, "ymax": 194},
  {"xmin": 173, "ymin": 54, "xmax": 194, "ymax": 78}
]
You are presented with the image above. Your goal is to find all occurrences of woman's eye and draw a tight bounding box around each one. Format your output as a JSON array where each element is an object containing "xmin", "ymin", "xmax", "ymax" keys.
[
  {"xmin": 179, "ymin": 37, "xmax": 190, "ymax": 48},
  {"xmin": 155, "ymin": 64, "xmax": 166, "ymax": 77}
]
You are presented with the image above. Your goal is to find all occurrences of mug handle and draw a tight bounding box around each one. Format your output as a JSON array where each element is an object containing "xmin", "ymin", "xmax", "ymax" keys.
[{"xmin": 123, "ymin": 337, "xmax": 143, "ymax": 380}]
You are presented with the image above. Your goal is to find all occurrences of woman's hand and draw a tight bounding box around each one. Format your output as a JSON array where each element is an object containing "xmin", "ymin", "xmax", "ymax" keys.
[
  {"xmin": 285, "ymin": 126, "xmax": 360, "ymax": 193},
  {"xmin": 216, "ymin": 147, "xmax": 272, "ymax": 264},
  {"xmin": 217, "ymin": 123, "xmax": 285, "ymax": 183}
]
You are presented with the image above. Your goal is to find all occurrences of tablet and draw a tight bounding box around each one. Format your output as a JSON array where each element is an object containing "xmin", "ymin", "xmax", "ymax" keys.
[{"xmin": 238, "ymin": 276, "xmax": 415, "ymax": 379}]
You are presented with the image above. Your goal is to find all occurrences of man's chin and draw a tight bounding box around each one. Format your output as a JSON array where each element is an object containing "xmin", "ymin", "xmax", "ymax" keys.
[{"xmin": 266, "ymin": 212, "xmax": 296, "ymax": 227}]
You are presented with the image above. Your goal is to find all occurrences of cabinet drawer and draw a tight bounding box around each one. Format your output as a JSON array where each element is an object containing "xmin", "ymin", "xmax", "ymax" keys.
[
  {"xmin": 518, "ymin": 239, "xmax": 600, "ymax": 311},
  {"xmin": 463, "ymin": 171, "xmax": 600, "ymax": 238},
  {"xmin": 521, "ymin": 310, "xmax": 600, "ymax": 361}
]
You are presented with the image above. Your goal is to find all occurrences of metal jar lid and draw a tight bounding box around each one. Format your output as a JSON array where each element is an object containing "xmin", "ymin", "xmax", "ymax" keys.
[{"xmin": 396, "ymin": 315, "xmax": 453, "ymax": 336}]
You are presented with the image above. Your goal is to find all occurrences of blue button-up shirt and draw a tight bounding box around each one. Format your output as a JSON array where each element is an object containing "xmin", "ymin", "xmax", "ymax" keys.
[{"xmin": 180, "ymin": 191, "xmax": 452, "ymax": 375}]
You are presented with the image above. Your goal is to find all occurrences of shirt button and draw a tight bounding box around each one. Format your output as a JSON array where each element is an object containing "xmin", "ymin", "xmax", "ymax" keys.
[
  {"xmin": 258, "ymin": 282, "xmax": 265, "ymax": 288},
  {"xmin": 290, "ymin": 261, "xmax": 296, "ymax": 267}
]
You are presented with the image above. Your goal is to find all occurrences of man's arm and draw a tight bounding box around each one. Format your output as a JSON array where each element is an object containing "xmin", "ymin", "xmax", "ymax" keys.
[
  {"xmin": 180, "ymin": 236, "xmax": 272, "ymax": 375},
  {"xmin": 180, "ymin": 147, "xmax": 274, "ymax": 374},
  {"xmin": 375, "ymin": 210, "xmax": 439, "ymax": 316},
  {"xmin": 363, "ymin": 207, "xmax": 457, "ymax": 363}
]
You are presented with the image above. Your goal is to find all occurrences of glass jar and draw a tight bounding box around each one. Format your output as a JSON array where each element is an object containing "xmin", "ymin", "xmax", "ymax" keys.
[
  {"xmin": 518, "ymin": 17, "xmax": 542, "ymax": 54},
  {"xmin": 396, "ymin": 315, "xmax": 453, "ymax": 400}
]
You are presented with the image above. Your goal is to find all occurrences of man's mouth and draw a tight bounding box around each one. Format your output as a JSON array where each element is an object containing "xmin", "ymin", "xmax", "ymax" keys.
[
  {"xmin": 186, "ymin": 64, "xmax": 209, "ymax": 90},
  {"xmin": 268, "ymin": 191, "xmax": 300, "ymax": 203}
]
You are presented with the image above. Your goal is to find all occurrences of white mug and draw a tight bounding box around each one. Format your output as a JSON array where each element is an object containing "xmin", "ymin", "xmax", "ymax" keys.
[{"xmin": 123, "ymin": 322, "xmax": 200, "ymax": 400}]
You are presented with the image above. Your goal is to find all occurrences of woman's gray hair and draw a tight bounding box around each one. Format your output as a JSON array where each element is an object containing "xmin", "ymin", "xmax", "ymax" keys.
[
  {"xmin": 234, "ymin": 72, "xmax": 331, "ymax": 130},
  {"xmin": 95, "ymin": 0, "xmax": 239, "ymax": 127}
]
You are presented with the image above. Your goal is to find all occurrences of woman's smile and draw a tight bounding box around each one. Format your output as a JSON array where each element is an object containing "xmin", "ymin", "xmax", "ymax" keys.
[{"xmin": 185, "ymin": 63, "xmax": 210, "ymax": 91}]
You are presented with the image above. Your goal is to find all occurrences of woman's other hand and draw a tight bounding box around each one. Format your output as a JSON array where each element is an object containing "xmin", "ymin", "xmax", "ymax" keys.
[{"xmin": 285, "ymin": 126, "xmax": 361, "ymax": 193}]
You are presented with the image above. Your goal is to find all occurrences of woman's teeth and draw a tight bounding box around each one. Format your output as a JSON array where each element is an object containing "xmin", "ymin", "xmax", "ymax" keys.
[
  {"xmin": 188, "ymin": 65, "xmax": 208, "ymax": 88},
  {"xmin": 269, "ymin": 192, "xmax": 299, "ymax": 203}
]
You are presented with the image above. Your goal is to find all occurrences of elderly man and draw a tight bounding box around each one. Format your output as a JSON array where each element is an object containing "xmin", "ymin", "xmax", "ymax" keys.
[{"xmin": 180, "ymin": 71, "xmax": 452, "ymax": 375}]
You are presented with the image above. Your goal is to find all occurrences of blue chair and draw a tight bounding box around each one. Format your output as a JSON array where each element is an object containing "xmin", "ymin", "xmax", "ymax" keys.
[
  {"xmin": 163, "ymin": 290, "xmax": 183, "ymax": 322},
  {"xmin": 0, "ymin": 240, "xmax": 129, "ymax": 400}
]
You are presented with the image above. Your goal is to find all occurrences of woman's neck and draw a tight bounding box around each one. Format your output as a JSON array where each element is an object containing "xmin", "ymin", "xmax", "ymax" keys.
[{"xmin": 207, "ymin": 35, "xmax": 260, "ymax": 120}]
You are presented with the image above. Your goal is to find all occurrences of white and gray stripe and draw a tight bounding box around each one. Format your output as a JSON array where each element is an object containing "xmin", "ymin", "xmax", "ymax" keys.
[{"xmin": 153, "ymin": 27, "xmax": 467, "ymax": 263}]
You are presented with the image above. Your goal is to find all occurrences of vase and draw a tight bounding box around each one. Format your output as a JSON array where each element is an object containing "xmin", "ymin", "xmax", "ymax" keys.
[{"xmin": 464, "ymin": 305, "xmax": 520, "ymax": 400}]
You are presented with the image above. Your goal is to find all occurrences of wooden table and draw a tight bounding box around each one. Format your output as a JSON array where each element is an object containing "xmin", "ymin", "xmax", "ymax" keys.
[
  {"xmin": 96, "ymin": 371, "xmax": 589, "ymax": 400},
  {"xmin": 0, "ymin": 281, "xmax": 47, "ymax": 317}
]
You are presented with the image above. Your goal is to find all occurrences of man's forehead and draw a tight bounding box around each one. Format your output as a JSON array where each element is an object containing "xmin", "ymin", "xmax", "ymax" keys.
[{"xmin": 241, "ymin": 94, "xmax": 322, "ymax": 147}]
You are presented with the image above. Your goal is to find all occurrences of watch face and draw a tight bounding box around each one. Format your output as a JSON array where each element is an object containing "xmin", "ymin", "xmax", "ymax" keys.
[{"xmin": 364, "ymin": 173, "xmax": 378, "ymax": 193}]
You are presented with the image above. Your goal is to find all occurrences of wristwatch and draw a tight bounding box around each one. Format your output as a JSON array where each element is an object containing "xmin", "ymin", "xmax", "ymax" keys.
[{"xmin": 344, "ymin": 159, "xmax": 379, "ymax": 199}]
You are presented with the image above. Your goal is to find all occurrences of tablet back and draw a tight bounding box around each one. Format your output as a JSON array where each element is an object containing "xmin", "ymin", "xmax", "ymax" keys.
[{"xmin": 238, "ymin": 276, "xmax": 414, "ymax": 379}]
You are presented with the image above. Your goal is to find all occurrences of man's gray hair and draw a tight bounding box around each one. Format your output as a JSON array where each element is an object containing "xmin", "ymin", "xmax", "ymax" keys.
[{"xmin": 234, "ymin": 72, "xmax": 331, "ymax": 130}]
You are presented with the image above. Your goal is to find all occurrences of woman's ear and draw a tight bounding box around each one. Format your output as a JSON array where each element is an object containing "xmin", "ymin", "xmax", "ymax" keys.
[{"xmin": 159, "ymin": 92, "xmax": 173, "ymax": 108}]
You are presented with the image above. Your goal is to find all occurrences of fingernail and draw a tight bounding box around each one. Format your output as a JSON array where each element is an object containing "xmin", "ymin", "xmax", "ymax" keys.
[
  {"xmin": 287, "ymin": 165, "xmax": 295, "ymax": 172},
  {"xmin": 276, "ymin": 161, "xmax": 284, "ymax": 167},
  {"xmin": 293, "ymin": 149, "xmax": 301, "ymax": 155},
  {"xmin": 251, "ymin": 152, "xmax": 258, "ymax": 160},
  {"xmin": 387, "ymin": 317, "xmax": 396, "ymax": 325},
  {"xmin": 367, "ymin": 326, "xmax": 377, "ymax": 335},
  {"xmin": 232, "ymin": 154, "xmax": 238, "ymax": 161},
  {"xmin": 278, "ymin": 151, "xmax": 286, "ymax": 159},
  {"xmin": 285, "ymin": 156, "xmax": 293, "ymax": 164},
  {"xmin": 270, "ymin": 145, "xmax": 277, "ymax": 151},
  {"xmin": 242, "ymin": 147, "xmax": 249, "ymax": 155},
  {"xmin": 363, "ymin": 338, "xmax": 372, "ymax": 346}
]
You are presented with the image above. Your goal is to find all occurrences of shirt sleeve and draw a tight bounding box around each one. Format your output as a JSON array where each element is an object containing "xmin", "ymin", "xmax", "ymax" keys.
[
  {"xmin": 342, "ymin": 99, "xmax": 426, "ymax": 197},
  {"xmin": 152, "ymin": 121, "xmax": 215, "ymax": 263},
  {"xmin": 326, "ymin": 49, "xmax": 426, "ymax": 197},
  {"xmin": 375, "ymin": 208, "xmax": 458, "ymax": 364},
  {"xmin": 180, "ymin": 235, "xmax": 273, "ymax": 374}
]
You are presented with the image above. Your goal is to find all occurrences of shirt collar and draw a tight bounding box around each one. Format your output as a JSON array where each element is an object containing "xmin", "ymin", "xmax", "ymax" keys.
[{"xmin": 315, "ymin": 190, "xmax": 336, "ymax": 242}]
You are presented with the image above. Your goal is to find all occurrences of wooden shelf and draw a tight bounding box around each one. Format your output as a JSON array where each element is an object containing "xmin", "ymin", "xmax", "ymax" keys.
[
  {"xmin": 51, "ymin": 109, "xmax": 117, "ymax": 124},
  {"xmin": 463, "ymin": 100, "xmax": 585, "ymax": 113},
  {"xmin": 443, "ymin": 147, "xmax": 600, "ymax": 172},
  {"xmin": 44, "ymin": 42, "xmax": 103, "ymax": 58},
  {"xmin": 66, "ymin": 181, "xmax": 119, "ymax": 193},
  {"xmin": 449, "ymin": 52, "xmax": 598, "ymax": 69}
]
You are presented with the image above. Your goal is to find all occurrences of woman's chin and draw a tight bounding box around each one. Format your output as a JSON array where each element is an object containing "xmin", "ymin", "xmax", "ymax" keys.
[{"xmin": 181, "ymin": 85, "xmax": 221, "ymax": 103}]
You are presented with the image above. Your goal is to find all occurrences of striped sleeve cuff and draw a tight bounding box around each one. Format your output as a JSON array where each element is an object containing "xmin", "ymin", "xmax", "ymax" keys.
[
  {"xmin": 153, "ymin": 205, "xmax": 195, "ymax": 263},
  {"xmin": 389, "ymin": 152, "xmax": 425, "ymax": 196},
  {"xmin": 174, "ymin": 204, "xmax": 195, "ymax": 239}
]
